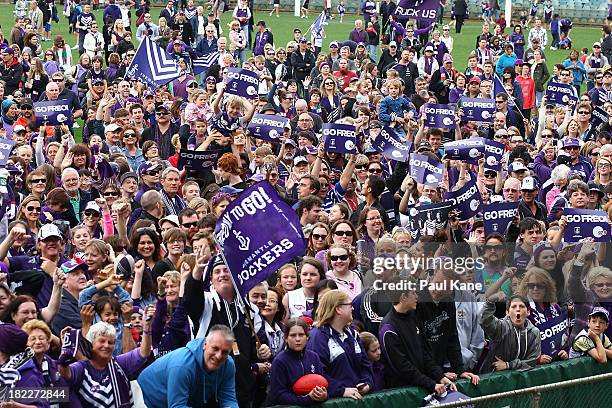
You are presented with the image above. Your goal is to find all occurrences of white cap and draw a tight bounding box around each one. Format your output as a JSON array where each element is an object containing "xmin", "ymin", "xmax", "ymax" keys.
[
  {"xmin": 84, "ymin": 201, "xmax": 102, "ymax": 214},
  {"xmin": 38, "ymin": 224, "xmax": 63, "ymax": 240},
  {"xmin": 521, "ymin": 176, "xmax": 538, "ymax": 191},
  {"xmin": 508, "ymin": 161, "xmax": 528, "ymax": 173}
]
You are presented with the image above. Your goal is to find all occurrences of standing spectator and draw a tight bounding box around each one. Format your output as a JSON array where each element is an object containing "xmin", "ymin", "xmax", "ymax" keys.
[
  {"xmin": 453, "ymin": 0, "xmax": 468, "ymax": 33},
  {"xmin": 253, "ymin": 20, "xmax": 273, "ymax": 57},
  {"xmin": 29, "ymin": 1, "xmax": 44, "ymax": 37},
  {"xmin": 291, "ymin": 38, "xmax": 315, "ymax": 98},
  {"xmin": 528, "ymin": 18, "xmax": 548, "ymax": 48},
  {"xmin": 563, "ymin": 49, "xmax": 587, "ymax": 95},
  {"xmin": 76, "ymin": 3, "xmax": 95, "ymax": 54}
]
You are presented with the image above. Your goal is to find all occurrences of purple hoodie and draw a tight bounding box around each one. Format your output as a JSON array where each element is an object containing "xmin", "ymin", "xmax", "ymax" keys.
[{"xmin": 268, "ymin": 348, "xmax": 324, "ymax": 406}]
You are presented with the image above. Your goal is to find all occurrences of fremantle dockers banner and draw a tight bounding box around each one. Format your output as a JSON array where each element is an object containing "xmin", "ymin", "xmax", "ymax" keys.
[
  {"xmin": 247, "ymin": 114, "xmax": 290, "ymax": 141},
  {"xmin": 545, "ymin": 83, "xmax": 578, "ymax": 110},
  {"xmin": 564, "ymin": 208, "xmax": 611, "ymax": 242},
  {"xmin": 443, "ymin": 137, "xmax": 486, "ymax": 164},
  {"xmin": 459, "ymin": 98, "xmax": 496, "ymax": 123},
  {"xmin": 484, "ymin": 139, "xmax": 505, "ymax": 172},
  {"xmin": 322, "ymin": 123, "xmax": 359, "ymax": 154},
  {"xmin": 407, "ymin": 201, "xmax": 453, "ymax": 240},
  {"xmin": 443, "ymin": 178, "xmax": 482, "ymax": 220},
  {"xmin": 408, "ymin": 153, "xmax": 444, "ymax": 186},
  {"xmin": 226, "ymin": 68, "xmax": 259, "ymax": 98},
  {"xmin": 371, "ymin": 126, "xmax": 411, "ymax": 162},
  {"xmin": 423, "ymin": 103, "xmax": 456, "ymax": 129},
  {"xmin": 483, "ymin": 202, "xmax": 519, "ymax": 236},
  {"xmin": 34, "ymin": 100, "xmax": 73, "ymax": 126},
  {"xmin": 177, "ymin": 149, "xmax": 221, "ymax": 171}
]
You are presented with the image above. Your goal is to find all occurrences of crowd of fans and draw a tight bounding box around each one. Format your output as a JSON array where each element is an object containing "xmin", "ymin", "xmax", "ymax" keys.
[{"xmin": 0, "ymin": 0, "xmax": 611, "ymax": 407}]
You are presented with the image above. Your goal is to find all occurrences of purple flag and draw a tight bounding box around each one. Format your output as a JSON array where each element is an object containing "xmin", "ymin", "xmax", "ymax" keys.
[
  {"xmin": 564, "ymin": 208, "xmax": 611, "ymax": 242},
  {"xmin": 0, "ymin": 139, "xmax": 15, "ymax": 167},
  {"xmin": 407, "ymin": 201, "xmax": 453, "ymax": 241},
  {"xmin": 322, "ymin": 123, "xmax": 358, "ymax": 154},
  {"xmin": 443, "ymin": 137, "xmax": 485, "ymax": 164},
  {"xmin": 483, "ymin": 202, "xmax": 519, "ymax": 236},
  {"xmin": 590, "ymin": 106, "xmax": 608, "ymax": 128},
  {"xmin": 226, "ymin": 68, "xmax": 259, "ymax": 98},
  {"xmin": 177, "ymin": 149, "xmax": 220, "ymax": 171},
  {"xmin": 214, "ymin": 181, "xmax": 306, "ymax": 296},
  {"xmin": 394, "ymin": 0, "xmax": 440, "ymax": 21},
  {"xmin": 538, "ymin": 310, "xmax": 569, "ymax": 356},
  {"xmin": 545, "ymin": 83, "xmax": 578, "ymax": 110},
  {"xmin": 34, "ymin": 100, "xmax": 74, "ymax": 126},
  {"xmin": 444, "ymin": 178, "xmax": 482, "ymax": 220},
  {"xmin": 409, "ymin": 153, "xmax": 444, "ymax": 186},
  {"xmin": 484, "ymin": 139, "xmax": 505, "ymax": 172},
  {"xmin": 423, "ymin": 104, "xmax": 456, "ymax": 129},
  {"xmin": 247, "ymin": 113, "xmax": 290, "ymax": 142},
  {"xmin": 459, "ymin": 98, "xmax": 495, "ymax": 123},
  {"xmin": 371, "ymin": 126, "xmax": 411, "ymax": 162},
  {"xmin": 124, "ymin": 36, "xmax": 180, "ymax": 88}
]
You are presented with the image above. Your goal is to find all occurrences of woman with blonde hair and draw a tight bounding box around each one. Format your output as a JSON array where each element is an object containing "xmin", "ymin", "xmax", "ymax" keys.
[
  {"xmin": 16, "ymin": 195, "xmax": 42, "ymax": 249},
  {"xmin": 228, "ymin": 20, "xmax": 247, "ymax": 66},
  {"xmin": 25, "ymin": 57, "xmax": 49, "ymax": 101},
  {"xmin": 307, "ymin": 289, "xmax": 373, "ymax": 399},
  {"xmin": 594, "ymin": 157, "xmax": 611, "ymax": 187},
  {"xmin": 188, "ymin": 197, "xmax": 211, "ymax": 218},
  {"xmin": 324, "ymin": 243, "xmax": 361, "ymax": 300}
]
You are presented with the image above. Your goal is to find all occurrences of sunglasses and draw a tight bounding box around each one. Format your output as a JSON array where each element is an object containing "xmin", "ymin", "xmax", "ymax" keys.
[
  {"xmin": 526, "ymin": 283, "xmax": 545, "ymax": 290},
  {"xmin": 312, "ymin": 233, "xmax": 327, "ymax": 241},
  {"xmin": 565, "ymin": 146, "xmax": 580, "ymax": 151},
  {"xmin": 334, "ymin": 230, "xmax": 354, "ymax": 237},
  {"xmin": 144, "ymin": 170, "xmax": 160, "ymax": 176},
  {"xmin": 156, "ymin": 111, "xmax": 170, "ymax": 115},
  {"xmin": 182, "ymin": 221, "xmax": 198, "ymax": 228},
  {"xmin": 123, "ymin": 133, "xmax": 135, "ymax": 138},
  {"xmin": 484, "ymin": 244, "xmax": 504, "ymax": 251},
  {"xmin": 84, "ymin": 210, "xmax": 100, "ymax": 217},
  {"xmin": 104, "ymin": 191, "xmax": 120, "ymax": 197},
  {"xmin": 484, "ymin": 172, "xmax": 497, "ymax": 179},
  {"xmin": 368, "ymin": 168, "xmax": 383, "ymax": 174},
  {"xmin": 31, "ymin": 178, "xmax": 46, "ymax": 184},
  {"xmin": 355, "ymin": 164, "xmax": 367, "ymax": 170},
  {"xmin": 53, "ymin": 78, "xmax": 64, "ymax": 82},
  {"xmin": 330, "ymin": 254, "xmax": 349, "ymax": 261},
  {"xmin": 26, "ymin": 205, "xmax": 41, "ymax": 212}
]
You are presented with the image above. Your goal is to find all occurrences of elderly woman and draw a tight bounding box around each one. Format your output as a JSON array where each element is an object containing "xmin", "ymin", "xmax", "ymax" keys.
[
  {"xmin": 59, "ymin": 321, "xmax": 152, "ymax": 407},
  {"xmin": 567, "ymin": 241, "xmax": 612, "ymax": 343}
]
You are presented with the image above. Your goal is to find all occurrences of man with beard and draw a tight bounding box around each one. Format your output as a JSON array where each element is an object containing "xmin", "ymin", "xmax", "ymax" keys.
[
  {"xmin": 474, "ymin": 233, "xmax": 511, "ymax": 302},
  {"xmin": 62, "ymin": 168, "xmax": 91, "ymax": 227},
  {"xmin": 333, "ymin": 58, "xmax": 358, "ymax": 92},
  {"xmin": 15, "ymin": 97, "xmax": 34, "ymax": 127},
  {"xmin": 394, "ymin": 48, "xmax": 419, "ymax": 97},
  {"xmin": 141, "ymin": 103, "xmax": 181, "ymax": 160},
  {"xmin": 410, "ymin": 76, "xmax": 429, "ymax": 111},
  {"xmin": 0, "ymin": 224, "xmax": 69, "ymax": 309},
  {"xmin": 277, "ymin": 138, "xmax": 297, "ymax": 182}
]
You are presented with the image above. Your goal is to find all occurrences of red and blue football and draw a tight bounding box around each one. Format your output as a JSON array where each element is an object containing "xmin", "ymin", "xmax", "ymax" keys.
[{"xmin": 292, "ymin": 374, "xmax": 328, "ymax": 396}]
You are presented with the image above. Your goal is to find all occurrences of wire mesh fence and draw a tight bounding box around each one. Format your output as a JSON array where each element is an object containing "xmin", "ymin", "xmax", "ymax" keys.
[{"xmin": 426, "ymin": 372, "xmax": 612, "ymax": 408}]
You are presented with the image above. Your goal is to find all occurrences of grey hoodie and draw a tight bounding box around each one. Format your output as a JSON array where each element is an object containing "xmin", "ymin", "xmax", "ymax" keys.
[
  {"xmin": 479, "ymin": 300, "xmax": 541, "ymax": 374},
  {"xmin": 455, "ymin": 290, "xmax": 485, "ymax": 370}
]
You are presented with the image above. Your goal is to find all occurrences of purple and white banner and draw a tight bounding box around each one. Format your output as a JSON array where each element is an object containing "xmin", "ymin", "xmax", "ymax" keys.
[
  {"xmin": 484, "ymin": 139, "xmax": 505, "ymax": 172},
  {"xmin": 590, "ymin": 106, "xmax": 608, "ymax": 128},
  {"xmin": 247, "ymin": 113, "xmax": 289, "ymax": 142},
  {"xmin": 34, "ymin": 100, "xmax": 73, "ymax": 126},
  {"xmin": 214, "ymin": 181, "xmax": 306, "ymax": 296},
  {"xmin": 443, "ymin": 137, "xmax": 485, "ymax": 164},
  {"xmin": 459, "ymin": 98, "xmax": 496, "ymax": 123},
  {"xmin": 177, "ymin": 149, "xmax": 221, "ymax": 171},
  {"xmin": 226, "ymin": 68, "xmax": 259, "ymax": 98},
  {"xmin": 407, "ymin": 201, "xmax": 453, "ymax": 241},
  {"xmin": 125, "ymin": 36, "xmax": 180, "ymax": 89},
  {"xmin": 371, "ymin": 126, "xmax": 411, "ymax": 162},
  {"xmin": 564, "ymin": 208, "xmax": 611, "ymax": 242},
  {"xmin": 443, "ymin": 178, "xmax": 482, "ymax": 220},
  {"xmin": 539, "ymin": 310, "xmax": 569, "ymax": 356},
  {"xmin": 394, "ymin": 0, "xmax": 440, "ymax": 21},
  {"xmin": 408, "ymin": 153, "xmax": 444, "ymax": 186},
  {"xmin": 423, "ymin": 103, "xmax": 456, "ymax": 129},
  {"xmin": 0, "ymin": 139, "xmax": 15, "ymax": 167},
  {"xmin": 545, "ymin": 83, "xmax": 578, "ymax": 110},
  {"xmin": 483, "ymin": 202, "xmax": 519, "ymax": 236},
  {"xmin": 322, "ymin": 123, "xmax": 358, "ymax": 154}
]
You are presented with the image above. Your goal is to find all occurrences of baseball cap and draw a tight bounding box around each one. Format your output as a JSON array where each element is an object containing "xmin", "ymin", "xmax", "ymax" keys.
[
  {"xmin": 357, "ymin": 42, "xmax": 365, "ymax": 47},
  {"xmin": 469, "ymin": 76, "xmax": 481, "ymax": 84},
  {"xmin": 294, "ymin": 28, "xmax": 301, "ymax": 33},
  {"xmin": 38, "ymin": 224, "xmax": 62, "ymax": 241},
  {"xmin": 425, "ymin": 45, "xmax": 434, "ymax": 52},
  {"xmin": 588, "ymin": 182, "xmax": 604, "ymax": 198},
  {"xmin": 120, "ymin": 171, "xmax": 138, "ymax": 185},
  {"xmin": 13, "ymin": 125, "xmax": 26, "ymax": 133},
  {"xmin": 84, "ymin": 201, "xmax": 102, "ymax": 214},
  {"xmin": 1, "ymin": 48, "xmax": 14, "ymax": 55},
  {"xmin": 284, "ymin": 139, "xmax": 297, "ymax": 148},
  {"xmin": 138, "ymin": 160, "xmax": 162, "ymax": 176},
  {"xmin": 330, "ymin": 41, "xmax": 339, "ymax": 48},
  {"xmin": 248, "ymin": 174, "xmax": 265, "ymax": 183},
  {"xmin": 562, "ymin": 138, "xmax": 580, "ymax": 149},
  {"xmin": 155, "ymin": 103, "xmax": 171, "ymax": 112},
  {"xmin": 20, "ymin": 97, "xmax": 33, "ymax": 108},
  {"xmin": 256, "ymin": 20, "xmax": 266, "ymax": 27},
  {"xmin": 508, "ymin": 162, "xmax": 528, "ymax": 173},
  {"xmin": 61, "ymin": 258, "xmax": 88, "ymax": 274},
  {"xmin": 220, "ymin": 185, "xmax": 243, "ymax": 196},
  {"xmin": 294, "ymin": 156, "xmax": 308, "ymax": 166},
  {"xmin": 593, "ymin": 42, "xmax": 602, "ymax": 48},
  {"xmin": 589, "ymin": 307, "xmax": 609, "ymax": 322},
  {"xmin": 92, "ymin": 77, "xmax": 104, "ymax": 85},
  {"xmin": 521, "ymin": 176, "xmax": 539, "ymax": 191},
  {"xmin": 159, "ymin": 214, "xmax": 180, "ymax": 227},
  {"xmin": 299, "ymin": 38, "xmax": 308, "ymax": 44},
  {"xmin": 105, "ymin": 123, "xmax": 122, "ymax": 133},
  {"xmin": 416, "ymin": 141, "xmax": 432, "ymax": 152},
  {"xmin": 443, "ymin": 53, "xmax": 453, "ymax": 63},
  {"xmin": 389, "ymin": 41, "xmax": 397, "ymax": 48},
  {"xmin": 304, "ymin": 145, "xmax": 318, "ymax": 155},
  {"xmin": 143, "ymin": 89, "xmax": 155, "ymax": 98}
]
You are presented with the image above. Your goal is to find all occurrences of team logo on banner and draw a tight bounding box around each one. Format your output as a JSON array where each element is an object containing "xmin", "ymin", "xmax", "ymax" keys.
[
  {"xmin": 483, "ymin": 202, "xmax": 519, "ymax": 236},
  {"xmin": 545, "ymin": 83, "xmax": 578, "ymax": 110},
  {"xmin": 407, "ymin": 201, "xmax": 453, "ymax": 241},
  {"xmin": 564, "ymin": 208, "xmax": 611, "ymax": 242},
  {"xmin": 393, "ymin": 0, "xmax": 440, "ymax": 20},
  {"xmin": 484, "ymin": 139, "xmax": 505, "ymax": 172},
  {"xmin": 247, "ymin": 114, "xmax": 290, "ymax": 141},
  {"xmin": 423, "ymin": 103, "xmax": 456, "ymax": 129},
  {"xmin": 371, "ymin": 126, "xmax": 411, "ymax": 162},
  {"xmin": 590, "ymin": 107, "xmax": 608, "ymax": 128},
  {"xmin": 0, "ymin": 139, "xmax": 15, "ymax": 167},
  {"xmin": 192, "ymin": 51, "xmax": 220, "ymax": 76},
  {"xmin": 177, "ymin": 149, "xmax": 221, "ymax": 172},
  {"xmin": 459, "ymin": 98, "xmax": 496, "ymax": 123},
  {"xmin": 214, "ymin": 182, "xmax": 306, "ymax": 296},
  {"xmin": 443, "ymin": 178, "xmax": 482, "ymax": 220},
  {"xmin": 226, "ymin": 68, "xmax": 259, "ymax": 98},
  {"xmin": 408, "ymin": 153, "xmax": 444, "ymax": 185},
  {"xmin": 125, "ymin": 36, "xmax": 180, "ymax": 88},
  {"xmin": 323, "ymin": 124, "xmax": 358, "ymax": 154},
  {"xmin": 443, "ymin": 137, "xmax": 486, "ymax": 164},
  {"xmin": 34, "ymin": 100, "xmax": 74, "ymax": 126}
]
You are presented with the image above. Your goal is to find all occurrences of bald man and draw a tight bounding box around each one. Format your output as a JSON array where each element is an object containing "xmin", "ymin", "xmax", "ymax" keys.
[{"xmin": 503, "ymin": 178, "xmax": 522, "ymax": 202}]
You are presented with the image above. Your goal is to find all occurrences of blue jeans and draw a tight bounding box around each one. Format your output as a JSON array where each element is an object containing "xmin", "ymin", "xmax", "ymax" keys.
[
  {"xmin": 551, "ymin": 32, "xmax": 560, "ymax": 47},
  {"xmin": 367, "ymin": 45, "xmax": 377, "ymax": 62},
  {"xmin": 535, "ymin": 91, "xmax": 543, "ymax": 106}
]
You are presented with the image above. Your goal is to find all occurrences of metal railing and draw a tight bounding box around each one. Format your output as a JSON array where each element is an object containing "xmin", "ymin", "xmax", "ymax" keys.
[{"xmin": 428, "ymin": 371, "xmax": 612, "ymax": 408}]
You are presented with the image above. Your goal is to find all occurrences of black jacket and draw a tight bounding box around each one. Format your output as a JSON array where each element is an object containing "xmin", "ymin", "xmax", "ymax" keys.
[
  {"xmin": 394, "ymin": 61, "xmax": 419, "ymax": 97},
  {"xmin": 379, "ymin": 307, "xmax": 445, "ymax": 391},
  {"xmin": 65, "ymin": 189, "xmax": 91, "ymax": 227},
  {"xmin": 602, "ymin": 33, "xmax": 612, "ymax": 63},
  {"xmin": 0, "ymin": 58, "xmax": 23, "ymax": 95},
  {"xmin": 290, "ymin": 50, "xmax": 316, "ymax": 81}
]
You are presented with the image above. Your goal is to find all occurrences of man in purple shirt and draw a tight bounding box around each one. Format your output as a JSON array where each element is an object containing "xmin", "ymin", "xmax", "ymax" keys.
[{"xmin": 253, "ymin": 20, "xmax": 274, "ymax": 56}]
